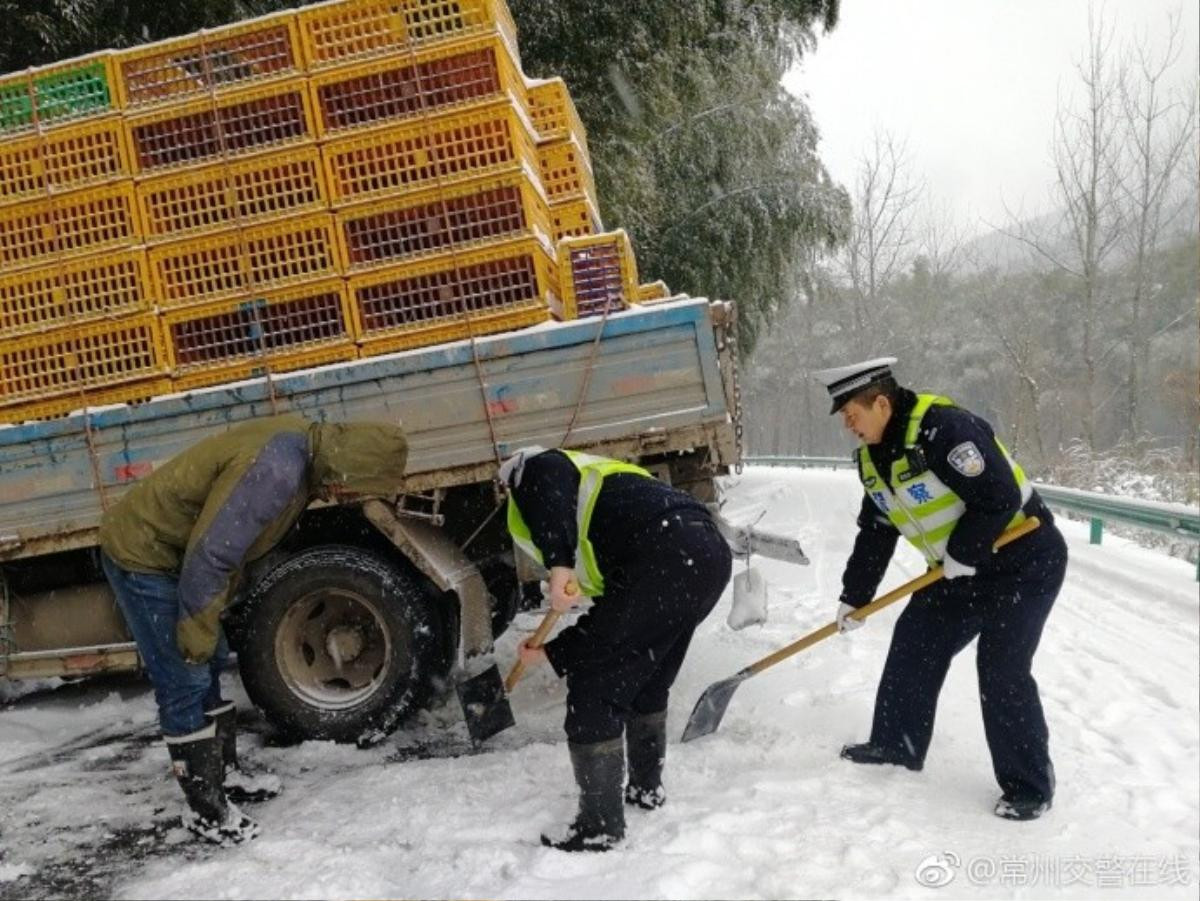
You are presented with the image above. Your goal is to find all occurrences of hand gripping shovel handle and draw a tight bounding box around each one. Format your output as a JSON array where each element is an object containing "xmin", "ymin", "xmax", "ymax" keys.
[
  {"xmin": 680, "ymin": 517, "xmax": 1041, "ymax": 742},
  {"xmin": 746, "ymin": 516, "xmax": 1042, "ymax": 677},
  {"xmin": 504, "ymin": 609, "xmax": 562, "ymax": 692}
]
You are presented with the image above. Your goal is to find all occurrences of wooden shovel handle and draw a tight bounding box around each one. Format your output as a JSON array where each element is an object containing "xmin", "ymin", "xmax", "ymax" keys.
[
  {"xmin": 746, "ymin": 516, "xmax": 1042, "ymax": 678},
  {"xmin": 504, "ymin": 609, "xmax": 561, "ymax": 691}
]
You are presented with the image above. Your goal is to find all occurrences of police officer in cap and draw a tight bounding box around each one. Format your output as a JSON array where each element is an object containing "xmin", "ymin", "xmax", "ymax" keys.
[{"xmin": 813, "ymin": 357, "xmax": 1068, "ymax": 821}]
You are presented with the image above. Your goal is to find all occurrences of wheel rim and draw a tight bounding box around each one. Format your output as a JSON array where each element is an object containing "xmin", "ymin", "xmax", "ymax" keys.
[{"xmin": 274, "ymin": 587, "xmax": 400, "ymax": 711}]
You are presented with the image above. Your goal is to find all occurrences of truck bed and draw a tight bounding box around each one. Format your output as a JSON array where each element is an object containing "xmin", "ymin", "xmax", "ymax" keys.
[{"xmin": 0, "ymin": 298, "xmax": 734, "ymax": 561}]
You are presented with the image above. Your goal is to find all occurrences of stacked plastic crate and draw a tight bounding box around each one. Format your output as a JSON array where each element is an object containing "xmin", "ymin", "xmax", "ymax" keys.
[
  {"xmin": 123, "ymin": 11, "xmax": 354, "ymax": 391},
  {"xmin": 302, "ymin": 0, "xmax": 557, "ymax": 354},
  {"xmin": 0, "ymin": 0, "xmax": 669, "ymax": 424},
  {"xmin": 0, "ymin": 53, "xmax": 168, "ymax": 422}
]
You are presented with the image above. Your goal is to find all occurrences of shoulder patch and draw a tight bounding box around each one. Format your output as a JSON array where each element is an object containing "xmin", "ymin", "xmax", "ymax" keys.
[{"xmin": 948, "ymin": 441, "xmax": 985, "ymax": 477}]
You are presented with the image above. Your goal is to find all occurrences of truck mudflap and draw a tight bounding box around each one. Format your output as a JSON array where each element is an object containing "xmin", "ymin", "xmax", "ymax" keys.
[{"xmin": 361, "ymin": 499, "xmax": 494, "ymax": 663}]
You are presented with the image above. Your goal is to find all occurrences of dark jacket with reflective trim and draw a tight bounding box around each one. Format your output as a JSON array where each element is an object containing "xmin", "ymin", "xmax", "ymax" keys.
[
  {"xmin": 840, "ymin": 389, "xmax": 1054, "ymax": 607},
  {"xmin": 99, "ymin": 415, "xmax": 407, "ymax": 662}
]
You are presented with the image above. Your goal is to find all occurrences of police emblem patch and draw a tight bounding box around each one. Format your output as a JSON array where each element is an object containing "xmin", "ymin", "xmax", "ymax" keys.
[{"xmin": 948, "ymin": 441, "xmax": 985, "ymax": 476}]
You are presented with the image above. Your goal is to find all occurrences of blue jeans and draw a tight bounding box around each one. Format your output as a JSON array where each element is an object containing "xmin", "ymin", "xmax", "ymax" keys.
[{"xmin": 101, "ymin": 552, "xmax": 228, "ymax": 737}]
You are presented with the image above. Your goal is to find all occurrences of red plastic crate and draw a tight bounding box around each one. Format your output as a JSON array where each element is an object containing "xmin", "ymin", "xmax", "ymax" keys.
[
  {"xmin": 127, "ymin": 80, "xmax": 314, "ymax": 174},
  {"xmin": 338, "ymin": 171, "xmax": 550, "ymax": 271},
  {"xmin": 310, "ymin": 35, "xmax": 523, "ymax": 139}
]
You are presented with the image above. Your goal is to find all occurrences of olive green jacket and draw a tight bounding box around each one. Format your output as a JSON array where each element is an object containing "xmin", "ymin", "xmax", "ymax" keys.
[{"xmin": 99, "ymin": 415, "xmax": 407, "ymax": 663}]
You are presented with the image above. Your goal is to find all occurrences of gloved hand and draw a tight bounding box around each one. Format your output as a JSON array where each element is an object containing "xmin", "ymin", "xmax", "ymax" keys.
[
  {"xmin": 836, "ymin": 602, "xmax": 865, "ymax": 633},
  {"xmin": 942, "ymin": 552, "xmax": 977, "ymax": 580}
]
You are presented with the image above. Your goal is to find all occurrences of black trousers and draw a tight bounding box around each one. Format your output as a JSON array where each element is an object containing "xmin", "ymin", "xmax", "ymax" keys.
[
  {"xmin": 869, "ymin": 525, "xmax": 1068, "ymax": 802},
  {"xmin": 562, "ymin": 513, "xmax": 733, "ymax": 744}
]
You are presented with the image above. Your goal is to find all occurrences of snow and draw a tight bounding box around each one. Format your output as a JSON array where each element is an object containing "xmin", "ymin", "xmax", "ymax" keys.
[{"xmin": 1, "ymin": 467, "xmax": 1197, "ymax": 899}]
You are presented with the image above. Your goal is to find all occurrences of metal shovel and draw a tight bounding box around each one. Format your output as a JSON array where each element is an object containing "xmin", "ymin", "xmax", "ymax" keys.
[
  {"xmin": 455, "ymin": 608, "xmax": 563, "ymax": 744},
  {"xmin": 680, "ymin": 517, "xmax": 1042, "ymax": 743}
]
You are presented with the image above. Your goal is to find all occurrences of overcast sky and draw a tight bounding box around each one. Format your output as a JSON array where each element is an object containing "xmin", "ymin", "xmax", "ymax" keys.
[{"xmin": 788, "ymin": 0, "xmax": 1199, "ymax": 234}]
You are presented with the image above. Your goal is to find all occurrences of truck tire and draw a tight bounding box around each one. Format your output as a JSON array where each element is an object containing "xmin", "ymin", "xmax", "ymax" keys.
[{"xmin": 237, "ymin": 545, "xmax": 440, "ymax": 744}]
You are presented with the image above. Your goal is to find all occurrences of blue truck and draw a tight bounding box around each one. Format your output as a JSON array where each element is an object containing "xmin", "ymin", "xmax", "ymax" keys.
[{"xmin": 0, "ymin": 297, "xmax": 748, "ymax": 740}]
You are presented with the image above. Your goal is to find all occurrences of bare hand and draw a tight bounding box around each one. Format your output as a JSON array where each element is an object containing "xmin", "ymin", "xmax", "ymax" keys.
[
  {"xmin": 547, "ymin": 566, "xmax": 580, "ymax": 612},
  {"xmin": 517, "ymin": 639, "xmax": 548, "ymax": 667}
]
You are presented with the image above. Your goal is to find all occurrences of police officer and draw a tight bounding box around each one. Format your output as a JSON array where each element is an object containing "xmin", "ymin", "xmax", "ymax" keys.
[
  {"xmin": 500, "ymin": 447, "xmax": 732, "ymax": 851},
  {"xmin": 814, "ymin": 358, "xmax": 1068, "ymax": 821}
]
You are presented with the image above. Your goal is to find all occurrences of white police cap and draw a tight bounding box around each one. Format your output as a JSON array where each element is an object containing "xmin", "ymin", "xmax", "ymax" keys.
[{"xmin": 812, "ymin": 357, "xmax": 898, "ymax": 414}]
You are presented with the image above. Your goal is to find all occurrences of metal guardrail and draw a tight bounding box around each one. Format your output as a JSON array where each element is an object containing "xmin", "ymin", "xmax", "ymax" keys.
[{"xmin": 744, "ymin": 455, "xmax": 1200, "ymax": 579}]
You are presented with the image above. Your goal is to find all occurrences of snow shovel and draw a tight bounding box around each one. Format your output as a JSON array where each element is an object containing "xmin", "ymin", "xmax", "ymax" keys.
[
  {"xmin": 680, "ymin": 516, "xmax": 1042, "ymax": 743},
  {"xmin": 455, "ymin": 605, "xmax": 564, "ymax": 744}
]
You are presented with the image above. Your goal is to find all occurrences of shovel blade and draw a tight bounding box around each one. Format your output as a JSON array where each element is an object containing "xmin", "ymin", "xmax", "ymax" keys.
[
  {"xmin": 680, "ymin": 672, "xmax": 749, "ymax": 743},
  {"xmin": 455, "ymin": 664, "xmax": 516, "ymax": 745}
]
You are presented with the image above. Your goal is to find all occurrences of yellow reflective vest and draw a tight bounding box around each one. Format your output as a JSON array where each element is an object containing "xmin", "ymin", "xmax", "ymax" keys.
[{"xmin": 507, "ymin": 450, "xmax": 652, "ymax": 596}]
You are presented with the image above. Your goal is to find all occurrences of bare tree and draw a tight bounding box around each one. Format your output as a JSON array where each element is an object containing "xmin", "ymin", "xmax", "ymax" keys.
[
  {"xmin": 1116, "ymin": 10, "xmax": 1198, "ymax": 436},
  {"xmin": 839, "ymin": 131, "xmax": 923, "ymax": 355},
  {"xmin": 1002, "ymin": 8, "xmax": 1126, "ymax": 450}
]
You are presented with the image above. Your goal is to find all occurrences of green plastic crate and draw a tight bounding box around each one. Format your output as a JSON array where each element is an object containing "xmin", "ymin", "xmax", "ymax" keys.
[{"xmin": 0, "ymin": 60, "xmax": 113, "ymax": 133}]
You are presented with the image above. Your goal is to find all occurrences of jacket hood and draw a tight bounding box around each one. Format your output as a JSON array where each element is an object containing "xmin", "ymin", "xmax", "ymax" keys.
[{"xmin": 310, "ymin": 422, "xmax": 408, "ymax": 497}]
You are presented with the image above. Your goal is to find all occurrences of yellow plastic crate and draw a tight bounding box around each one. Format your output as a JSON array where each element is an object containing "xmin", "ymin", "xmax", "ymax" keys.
[
  {"xmin": 126, "ymin": 78, "xmax": 316, "ymax": 174},
  {"xmin": 322, "ymin": 98, "xmax": 539, "ymax": 204},
  {"xmin": 149, "ymin": 213, "xmax": 344, "ymax": 309},
  {"xmin": 525, "ymin": 77, "xmax": 588, "ymax": 153},
  {"xmin": 554, "ymin": 229, "xmax": 639, "ymax": 321},
  {"xmin": 0, "ymin": 52, "xmax": 117, "ymax": 137},
  {"xmin": 163, "ymin": 279, "xmax": 356, "ymax": 382},
  {"xmin": 298, "ymin": 0, "xmax": 519, "ymax": 72},
  {"xmin": 348, "ymin": 235, "xmax": 555, "ymax": 346},
  {"xmin": 309, "ymin": 33, "xmax": 523, "ymax": 140},
  {"xmin": 0, "ymin": 377, "xmax": 171, "ymax": 425},
  {"xmin": 538, "ymin": 137, "xmax": 598, "ymax": 210},
  {"xmin": 0, "ymin": 181, "xmax": 142, "ymax": 273},
  {"xmin": 0, "ymin": 249, "xmax": 152, "ymax": 338},
  {"xmin": 337, "ymin": 170, "xmax": 551, "ymax": 273},
  {"xmin": 549, "ymin": 197, "xmax": 601, "ymax": 243},
  {"xmin": 0, "ymin": 314, "xmax": 165, "ymax": 408},
  {"xmin": 0, "ymin": 116, "xmax": 130, "ymax": 207},
  {"xmin": 115, "ymin": 12, "xmax": 303, "ymax": 110},
  {"xmin": 172, "ymin": 344, "xmax": 358, "ymax": 392},
  {"xmin": 137, "ymin": 144, "xmax": 327, "ymax": 243},
  {"xmin": 357, "ymin": 303, "xmax": 547, "ymax": 355},
  {"xmin": 636, "ymin": 280, "xmax": 670, "ymax": 303}
]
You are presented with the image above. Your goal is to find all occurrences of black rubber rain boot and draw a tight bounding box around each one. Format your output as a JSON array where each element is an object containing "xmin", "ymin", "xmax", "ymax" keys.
[
  {"xmin": 840, "ymin": 742, "xmax": 924, "ymax": 772},
  {"xmin": 206, "ymin": 703, "xmax": 282, "ymax": 804},
  {"xmin": 541, "ymin": 738, "xmax": 626, "ymax": 852},
  {"xmin": 994, "ymin": 794, "xmax": 1052, "ymax": 821},
  {"xmin": 164, "ymin": 723, "xmax": 260, "ymax": 846},
  {"xmin": 625, "ymin": 710, "xmax": 667, "ymax": 810}
]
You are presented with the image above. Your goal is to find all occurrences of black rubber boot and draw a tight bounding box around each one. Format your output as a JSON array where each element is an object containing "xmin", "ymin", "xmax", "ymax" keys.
[
  {"xmin": 206, "ymin": 703, "xmax": 281, "ymax": 804},
  {"xmin": 840, "ymin": 742, "xmax": 923, "ymax": 772},
  {"xmin": 994, "ymin": 794, "xmax": 1052, "ymax": 821},
  {"xmin": 165, "ymin": 723, "xmax": 260, "ymax": 845},
  {"xmin": 541, "ymin": 738, "xmax": 626, "ymax": 852},
  {"xmin": 625, "ymin": 710, "xmax": 667, "ymax": 810}
]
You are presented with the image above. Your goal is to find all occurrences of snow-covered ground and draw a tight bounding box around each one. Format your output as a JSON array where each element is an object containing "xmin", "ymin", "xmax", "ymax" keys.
[{"xmin": 1, "ymin": 467, "xmax": 1197, "ymax": 900}]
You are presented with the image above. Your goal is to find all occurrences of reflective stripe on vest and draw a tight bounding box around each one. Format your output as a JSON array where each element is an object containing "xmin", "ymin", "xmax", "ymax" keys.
[
  {"xmin": 857, "ymin": 394, "xmax": 1032, "ymax": 565},
  {"xmin": 507, "ymin": 450, "xmax": 653, "ymax": 596}
]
